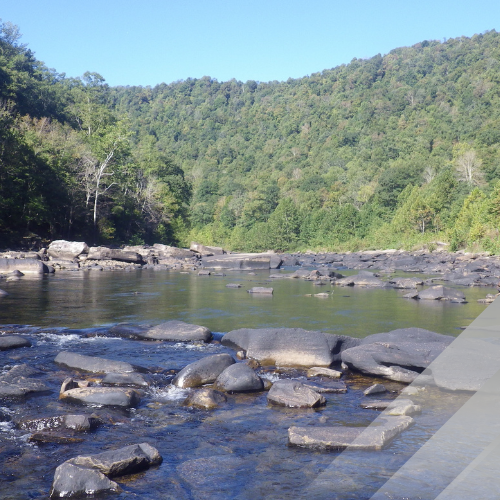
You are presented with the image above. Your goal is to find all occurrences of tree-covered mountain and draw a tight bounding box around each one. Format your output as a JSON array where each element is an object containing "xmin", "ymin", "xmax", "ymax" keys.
[{"xmin": 2, "ymin": 20, "xmax": 500, "ymax": 252}]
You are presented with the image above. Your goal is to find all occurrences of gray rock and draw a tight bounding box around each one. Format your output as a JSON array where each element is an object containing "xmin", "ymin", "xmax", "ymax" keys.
[
  {"xmin": 0, "ymin": 258, "xmax": 48, "ymax": 274},
  {"xmin": 190, "ymin": 242, "xmax": 225, "ymax": 256},
  {"xmin": 418, "ymin": 285, "xmax": 467, "ymax": 302},
  {"xmin": 87, "ymin": 247, "xmax": 143, "ymax": 263},
  {"xmin": 247, "ymin": 287, "xmax": 273, "ymax": 294},
  {"xmin": 288, "ymin": 416, "xmax": 414, "ymax": 450},
  {"xmin": 50, "ymin": 462, "xmax": 119, "ymax": 498},
  {"xmin": 307, "ymin": 367, "xmax": 342, "ymax": 378},
  {"xmin": 54, "ymin": 351, "xmax": 142, "ymax": 373},
  {"xmin": 364, "ymin": 383, "xmax": 387, "ymax": 396},
  {"xmin": 214, "ymin": 363, "xmax": 264, "ymax": 392},
  {"xmin": 0, "ymin": 335, "xmax": 31, "ymax": 350},
  {"xmin": 384, "ymin": 400, "xmax": 421, "ymax": 416},
  {"xmin": 202, "ymin": 253, "xmax": 271, "ymax": 270},
  {"xmin": 60, "ymin": 387, "xmax": 141, "ymax": 407},
  {"xmin": 0, "ymin": 288, "xmax": 8, "ymax": 296},
  {"xmin": 153, "ymin": 243, "xmax": 194, "ymax": 259},
  {"xmin": 342, "ymin": 341, "xmax": 449, "ymax": 383},
  {"xmin": 18, "ymin": 414, "xmax": 101, "ymax": 432},
  {"xmin": 226, "ymin": 283, "xmax": 242, "ymax": 288},
  {"xmin": 334, "ymin": 274, "xmax": 387, "ymax": 287},
  {"xmin": 69, "ymin": 442, "xmax": 162, "ymax": 477},
  {"xmin": 222, "ymin": 327, "xmax": 360, "ymax": 367},
  {"xmin": 360, "ymin": 327, "xmax": 454, "ymax": 346},
  {"xmin": 267, "ymin": 379, "xmax": 326, "ymax": 408},
  {"xmin": 0, "ymin": 364, "xmax": 48, "ymax": 397},
  {"xmin": 138, "ymin": 320, "xmax": 212, "ymax": 343},
  {"xmin": 389, "ymin": 277, "xmax": 424, "ymax": 288},
  {"xmin": 183, "ymin": 388, "xmax": 227, "ymax": 409},
  {"xmin": 173, "ymin": 353, "xmax": 235, "ymax": 388},
  {"xmin": 302, "ymin": 380, "xmax": 347, "ymax": 393},
  {"xmin": 101, "ymin": 372, "xmax": 149, "ymax": 387},
  {"xmin": 361, "ymin": 400, "xmax": 392, "ymax": 410},
  {"xmin": 48, "ymin": 240, "xmax": 88, "ymax": 260}
]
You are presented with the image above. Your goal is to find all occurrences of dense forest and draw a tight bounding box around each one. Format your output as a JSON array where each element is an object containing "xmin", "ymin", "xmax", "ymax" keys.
[{"xmin": 2, "ymin": 19, "xmax": 500, "ymax": 253}]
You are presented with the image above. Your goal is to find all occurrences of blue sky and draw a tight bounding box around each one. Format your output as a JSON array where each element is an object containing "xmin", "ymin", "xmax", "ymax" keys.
[{"xmin": 3, "ymin": 0, "xmax": 500, "ymax": 87}]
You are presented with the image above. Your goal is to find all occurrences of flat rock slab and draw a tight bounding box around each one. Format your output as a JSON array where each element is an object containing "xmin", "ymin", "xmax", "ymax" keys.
[
  {"xmin": 87, "ymin": 247, "xmax": 143, "ymax": 263},
  {"xmin": 361, "ymin": 400, "xmax": 393, "ymax": 410},
  {"xmin": 0, "ymin": 258, "xmax": 48, "ymax": 274},
  {"xmin": 389, "ymin": 277, "xmax": 424, "ymax": 289},
  {"xmin": 288, "ymin": 416, "xmax": 414, "ymax": 450},
  {"xmin": 17, "ymin": 414, "xmax": 101, "ymax": 432},
  {"xmin": 101, "ymin": 372, "xmax": 149, "ymax": 388},
  {"xmin": 0, "ymin": 335, "xmax": 32, "ymax": 350},
  {"xmin": 60, "ymin": 387, "xmax": 141, "ymax": 407},
  {"xmin": 334, "ymin": 275, "xmax": 387, "ymax": 287},
  {"xmin": 50, "ymin": 443, "xmax": 161, "ymax": 498},
  {"xmin": 364, "ymin": 384, "xmax": 387, "ymax": 396},
  {"xmin": 202, "ymin": 253, "xmax": 275, "ymax": 270},
  {"xmin": 247, "ymin": 287, "xmax": 273, "ymax": 294},
  {"xmin": 222, "ymin": 328, "xmax": 360, "ymax": 367},
  {"xmin": 137, "ymin": 320, "xmax": 212, "ymax": 342},
  {"xmin": 0, "ymin": 364, "xmax": 48, "ymax": 398},
  {"xmin": 214, "ymin": 363, "xmax": 263, "ymax": 392},
  {"xmin": 173, "ymin": 353, "xmax": 235, "ymax": 388},
  {"xmin": 302, "ymin": 380, "xmax": 347, "ymax": 393},
  {"xmin": 55, "ymin": 351, "xmax": 142, "ymax": 374},
  {"xmin": 267, "ymin": 380, "xmax": 326, "ymax": 408}
]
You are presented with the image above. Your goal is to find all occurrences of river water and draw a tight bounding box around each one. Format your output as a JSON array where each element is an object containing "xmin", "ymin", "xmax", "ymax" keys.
[{"xmin": 0, "ymin": 268, "xmax": 493, "ymax": 499}]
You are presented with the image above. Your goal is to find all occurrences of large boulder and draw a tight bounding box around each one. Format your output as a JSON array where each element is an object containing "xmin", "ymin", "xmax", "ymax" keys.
[
  {"xmin": 190, "ymin": 242, "xmax": 225, "ymax": 256},
  {"xmin": 334, "ymin": 274, "xmax": 387, "ymax": 287},
  {"xmin": 0, "ymin": 335, "xmax": 31, "ymax": 350},
  {"xmin": 288, "ymin": 416, "xmax": 413, "ymax": 450},
  {"xmin": 417, "ymin": 285, "xmax": 467, "ymax": 302},
  {"xmin": 172, "ymin": 354, "xmax": 235, "ymax": 388},
  {"xmin": 152, "ymin": 244, "xmax": 194, "ymax": 259},
  {"xmin": 50, "ymin": 443, "xmax": 161, "ymax": 498},
  {"xmin": 389, "ymin": 277, "xmax": 424, "ymax": 289},
  {"xmin": 221, "ymin": 328, "xmax": 360, "ymax": 367},
  {"xmin": 87, "ymin": 247, "xmax": 143, "ymax": 263},
  {"xmin": 341, "ymin": 328, "xmax": 453, "ymax": 383},
  {"xmin": 267, "ymin": 380, "xmax": 326, "ymax": 408},
  {"xmin": 54, "ymin": 351, "xmax": 144, "ymax": 374},
  {"xmin": 138, "ymin": 320, "xmax": 212, "ymax": 343},
  {"xmin": 0, "ymin": 258, "xmax": 49, "ymax": 274},
  {"xmin": 48, "ymin": 240, "xmax": 88, "ymax": 260},
  {"xmin": 214, "ymin": 363, "xmax": 264, "ymax": 392}
]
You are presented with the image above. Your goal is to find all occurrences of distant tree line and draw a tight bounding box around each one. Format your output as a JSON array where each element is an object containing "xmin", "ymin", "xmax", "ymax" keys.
[{"xmin": 2, "ymin": 20, "xmax": 500, "ymax": 253}]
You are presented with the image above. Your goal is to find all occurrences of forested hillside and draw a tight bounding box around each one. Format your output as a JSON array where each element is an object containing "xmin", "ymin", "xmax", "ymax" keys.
[{"xmin": 2, "ymin": 20, "xmax": 500, "ymax": 253}]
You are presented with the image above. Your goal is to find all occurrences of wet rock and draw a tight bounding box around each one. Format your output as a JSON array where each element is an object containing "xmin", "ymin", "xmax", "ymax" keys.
[
  {"xmin": 342, "ymin": 341, "xmax": 448, "ymax": 383},
  {"xmin": 137, "ymin": 320, "xmax": 212, "ymax": 343},
  {"xmin": 384, "ymin": 399, "xmax": 421, "ymax": 416},
  {"xmin": 360, "ymin": 327, "xmax": 454, "ymax": 346},
  {"xmin": 267, "ymin": 379, "xmax": 326, "ymax": 408},
  {"xmin": 48, "ymin": 240, "xmax": 89, "ymax": 260},
  {"xmin": 288, "ymin": 416, "xmax": 414, "ymax": 450},
  {"xmin": 198, "ymin": 270, "xmax": 211, "ymax": 275},
  {"xmin": 360, "ymin": 400, "xmax": 392, "ymax": 410},
  {"xmin": 0, "ymin": 335, "xmax": 31, "ymax": 350},
  {"xmin": 307, "ymin": 367, "xmax": 342, "ymax": 379},
  {"xmin": 0, "ymin": 364, "xmax": 49, "ymax": 398},
  {"xmin": 190, "ymin": 242, "xmax": 225, "ymax": 256},
  {"xmin": 50, "ymin": 443, "xmax": 161, "ymax": 498},
  {"xmin": 101, "ymin": 372, "xmax": 149, "ymax": 388},
  {"xmin": 417, "ymin": 285, "xmax": 467, "ymax": 302},
  {"xmin": 477, "ymin": 294, "xmax": 497, "ymax": 304},
  {"xmin": 402, "ymin": 289, "xmax": 420, "ymax": 299},
  {"xmin": 54, "ymin": 351, "xmax": 143, "ymax": 374},
  {"xmin": 247, "ymin": 287, "xmax": 273, "ymax": 294},
  {"xmin": 30, "ymin": 433, "xmax": 85, "ymax": 444},
  {"xmin": 222, "ymin": 327, "xmax": 360, "ymax": 367},
  {"xmin": 214, "ymin": 363, "xmax": 264, "ymax": 392},
  {"xmin": 50, "ymin": 462, "xmax": 120, "ymax": 498},
  {"xmin": 302, "ymin": 380, "xmax": 347, "ymax": 393},
  {"xmin": 17, "ymin": 414, "xmax": 101, "ymax": 432},
  {"xmin": 226, "ymin": 283, "xmax": 242, "ymax": 288},
  {"xmin": 364, "ymin": 384, "xmax": 387, "ymax": 396},
  {"xmin": 173, "ymin": 353, "xmax": 235, "ymax": 388},
  {"xmin": 60, "ymin": 384, "xmax": 141, "ymax": 407},
  {"xmin": 334, "ymin": 274, "xmax": 387, "ymax": 287},
  {"xmin": 183, "ymin": 388, "xmax": 227, "ymax": 409},
  {"xmin": 0, "ymin": 288, "xmax": 8, "ymax": 296}
]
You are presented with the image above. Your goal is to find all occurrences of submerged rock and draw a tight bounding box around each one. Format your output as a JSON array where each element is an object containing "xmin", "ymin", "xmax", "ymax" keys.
[
  {"xmin": 173, "ymin": 353, "xmax": 235, "ymax": 388},
  {"xmin": 306, "ymin": 367, "xmax": 342, "ymax": 379},
  {"xmin": 60, "ymin": 383, "xmax": 141, "ymax": 408},
  {"xmin": 0, "ymin": 364, "xmax": 49, "ymax": 398},
  {"xmin": 183, "ymin": 388, "xmax": 227, "ymax": 409},
  {"xmin": 214, "ymin": 363, "xmax": 264, "ymax": 392},
  {"xmin": 417, "ymin": 285, "xmax": 467, "ymax": 302},
  {"xmin": 101, "ymin": 372, "xmax": 149, "ymax": 388},
  {"xmin": 247, "ymin": 287, "xmax": 274, "ymax": 294},
  {"xmin": 54, "ymin": 351, "xmax": 143, "ymax": 374},
  {"xmin": 288, "ymin": 416, "xmax": 413, "ymax": 450},
  {"xmin": 267, "ymin": 379, "xmax": 326, "ymax": 408}
]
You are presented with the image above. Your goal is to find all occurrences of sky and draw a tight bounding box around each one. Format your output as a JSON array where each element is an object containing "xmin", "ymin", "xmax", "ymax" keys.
[{"xmin": 2, "ymin": 0, "xmax": 500, "ymax": 88}]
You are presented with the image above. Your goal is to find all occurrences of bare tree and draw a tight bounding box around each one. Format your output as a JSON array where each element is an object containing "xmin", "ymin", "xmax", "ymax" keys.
[
  {"xmin": 423, "ymin": 165, "xmax": 436, "ymax": 184},
  {"xmin": 456, "ymin": 150, "xmax": 484, "ymax": 186}
]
